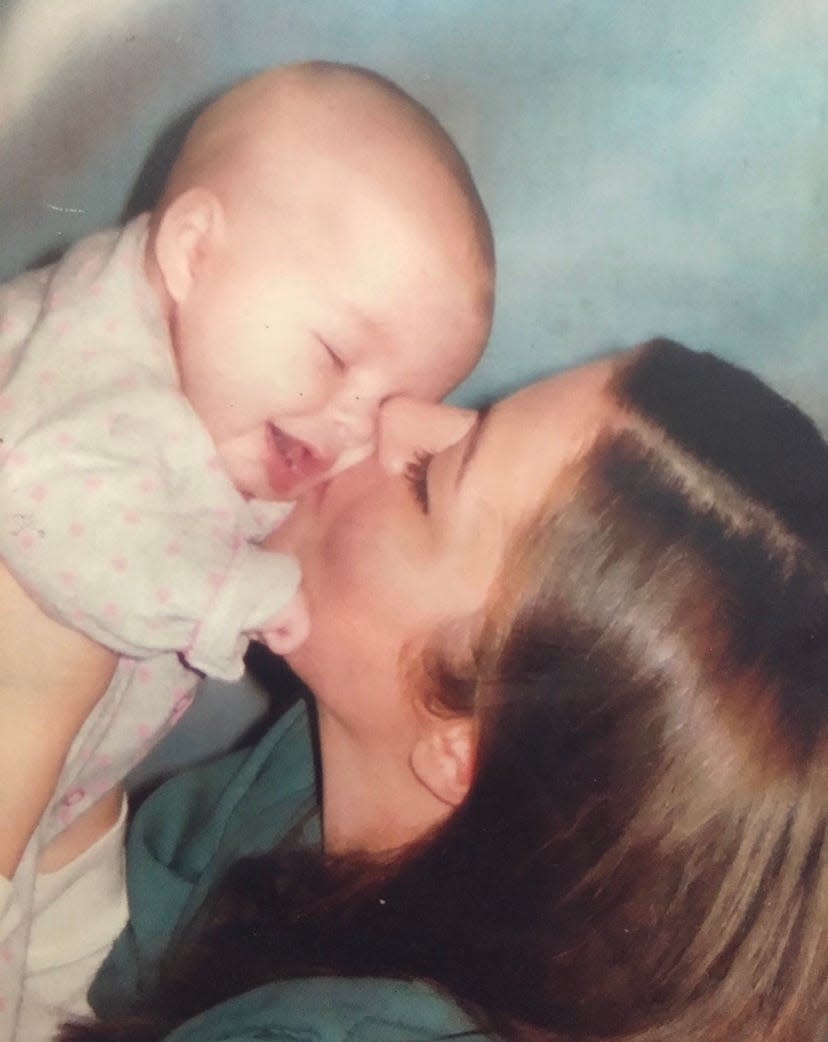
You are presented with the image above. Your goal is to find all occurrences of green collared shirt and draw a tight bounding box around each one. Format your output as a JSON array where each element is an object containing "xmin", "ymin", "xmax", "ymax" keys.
[{"xmin": 92, "ymin": 701, "xmax": 489, "ymax": 1042}]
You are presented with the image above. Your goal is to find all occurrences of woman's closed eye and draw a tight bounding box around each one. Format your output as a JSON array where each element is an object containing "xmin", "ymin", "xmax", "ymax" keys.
[{"xmin": 404, "ymin": 451, "xmax": 433, "ymax": 512}]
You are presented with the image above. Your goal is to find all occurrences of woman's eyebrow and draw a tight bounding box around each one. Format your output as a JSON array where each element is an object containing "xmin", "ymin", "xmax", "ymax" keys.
[{"xmin": 454, "ymin": 404, "xmax": 494, "ymax": 489}]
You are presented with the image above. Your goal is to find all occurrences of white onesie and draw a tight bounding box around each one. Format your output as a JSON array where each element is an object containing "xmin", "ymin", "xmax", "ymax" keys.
[{"xmin": 0, "ymin": 216, "xmax": 299, "ymax": 1039}]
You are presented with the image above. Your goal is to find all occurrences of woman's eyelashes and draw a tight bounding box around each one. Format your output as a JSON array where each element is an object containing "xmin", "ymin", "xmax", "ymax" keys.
[{"xmin": 404, "ymin": 450, "xmax": 433, "ymax": 512}]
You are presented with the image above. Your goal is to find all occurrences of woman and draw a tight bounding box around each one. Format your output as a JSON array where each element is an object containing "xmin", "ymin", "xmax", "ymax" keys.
[{"xmin": 20, "ymin": 339, "xmax": 828, "ymax": 1039}]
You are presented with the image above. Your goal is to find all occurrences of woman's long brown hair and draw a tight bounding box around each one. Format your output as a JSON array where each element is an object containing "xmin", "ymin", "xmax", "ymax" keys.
[{"xmin": 63, "ymin": 340, "xmax": 828, "ymax": 1041}]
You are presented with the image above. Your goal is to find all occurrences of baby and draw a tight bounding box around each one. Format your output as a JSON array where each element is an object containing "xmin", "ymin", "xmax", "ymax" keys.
[{"xmin": 0, "ymin": 61, "xmax": 493, "ymax": 1038}]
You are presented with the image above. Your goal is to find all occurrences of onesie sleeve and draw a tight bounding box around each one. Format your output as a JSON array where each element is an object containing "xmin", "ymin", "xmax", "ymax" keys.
[
  {"xmin": 0, "ymin": 874, "xmax": 21, "ymax": 941},
  {"xmin": 0, "ymin": 386, "xmax": 299, "ymax": 682}
]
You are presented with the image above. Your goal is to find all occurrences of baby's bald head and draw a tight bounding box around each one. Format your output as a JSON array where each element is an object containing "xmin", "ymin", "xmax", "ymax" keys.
[{"xmin": 156, "ymin": 62, "xmax": 493, "ymax": 315}]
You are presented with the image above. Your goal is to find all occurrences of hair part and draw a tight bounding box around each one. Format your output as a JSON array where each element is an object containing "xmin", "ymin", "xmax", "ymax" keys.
[{"xmin": 415, "ymin": 339, "xmax": 828, "ymax": 1036}]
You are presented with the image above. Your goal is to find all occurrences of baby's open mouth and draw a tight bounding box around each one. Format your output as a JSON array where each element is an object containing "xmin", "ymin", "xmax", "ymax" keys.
[{"xmin": 266, "ymin": 424, "xmax": 332, "ymax": 496}]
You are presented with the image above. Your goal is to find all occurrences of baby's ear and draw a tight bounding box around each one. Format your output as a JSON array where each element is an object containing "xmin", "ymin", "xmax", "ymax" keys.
[{"xmin": 152, "ymin": 187, "xmax": 225, "ymax": 304}]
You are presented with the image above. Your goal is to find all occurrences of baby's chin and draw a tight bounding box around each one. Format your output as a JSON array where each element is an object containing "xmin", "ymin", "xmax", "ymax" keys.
[
  {"xmin": 242, "ymin": 476, "xmax": 319, "ymax": 503},
  {"xmin": 237, "ymin": 461, "xmax": 334, "ymax": 504},
  {"xmin": 219, "ymin": 428, "xmax": 333, "ymax": 502},
  {"xmin": 220, "ymin": 427, "xmax": 372, "ymax": 503}
]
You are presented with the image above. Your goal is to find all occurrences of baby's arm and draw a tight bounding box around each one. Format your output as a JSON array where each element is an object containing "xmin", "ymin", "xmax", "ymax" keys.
[
  {"xmin": 0, "ymin": 390, "xmax": 303, "ymax": 681},
  {"xmin": 0, "ymin": 561, "xmax": 115, "ymax": 878}
]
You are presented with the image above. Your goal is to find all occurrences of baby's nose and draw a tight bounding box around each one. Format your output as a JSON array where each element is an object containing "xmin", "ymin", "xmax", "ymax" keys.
[
  {"xmin": 378, "ymin": 397, "xmax": 477, "ymax": 475},
  {"xmin": 320, "ymin": 402, "xmax": 379, "ymax": 479},
  {"xmin": 332, "ymin": 397, "xmax": 377, "ymax": 450}
]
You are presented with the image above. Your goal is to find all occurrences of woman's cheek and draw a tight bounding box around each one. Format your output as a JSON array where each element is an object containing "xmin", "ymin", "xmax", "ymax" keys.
[{"xmin": 320, "ymin": 519, "xmax": 381, "ymax": 589}]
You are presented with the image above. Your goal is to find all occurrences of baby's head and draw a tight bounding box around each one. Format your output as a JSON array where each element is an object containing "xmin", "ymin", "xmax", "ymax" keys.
[{"xmin": 145, "ymin": 61, "xmax": 494, "ymax": 500}]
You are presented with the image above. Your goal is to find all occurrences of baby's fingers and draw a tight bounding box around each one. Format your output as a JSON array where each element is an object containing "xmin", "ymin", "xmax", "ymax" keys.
[{"xmin": 258, "ymin": 590, "xmax": 310, "ymax": 655}]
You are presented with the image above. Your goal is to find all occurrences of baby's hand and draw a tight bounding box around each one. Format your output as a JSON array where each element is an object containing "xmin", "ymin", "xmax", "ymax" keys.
[{"xmin": 256, "ymin": 588, "xmax": 310, "ymax": 655}]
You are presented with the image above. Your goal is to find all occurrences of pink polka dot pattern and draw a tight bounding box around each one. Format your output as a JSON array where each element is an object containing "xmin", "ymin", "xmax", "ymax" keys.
[
  {"xmin": 90, "ymin": 776, "xmax": 113, "ymax": 798},
  {"xmin": 62, "ymin": 787, "xmax": 86, "ymax": 807},
  {"xmin": 0, "ymin": 216, "xmax": 306, "ymax": 1030},
  {"xmin": 5, "ymin": 447, "xmax": 27, "ymax": 466},
  {"xmin": 135, "ymin": 664, "xmax": 154, "ymax": 685},
  {"xmin": 0, "ymin": 219, "xmax": 273, "ymax": 1035}
]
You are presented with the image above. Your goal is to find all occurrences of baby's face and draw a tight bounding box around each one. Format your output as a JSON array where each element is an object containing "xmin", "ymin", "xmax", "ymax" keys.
[{"xmin": 171, "ymin": 169, "xmax": 489, "ymax": 501}]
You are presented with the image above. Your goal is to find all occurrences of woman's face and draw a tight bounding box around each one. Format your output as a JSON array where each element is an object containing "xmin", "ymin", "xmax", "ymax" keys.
[{"xmin": 269, "ymin": 355, "xmax": 620, "ymax": 746}]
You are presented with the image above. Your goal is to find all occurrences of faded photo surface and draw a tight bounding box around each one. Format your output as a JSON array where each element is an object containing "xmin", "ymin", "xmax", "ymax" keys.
[{"xmin": 1, "ymin": 3, "xmax": 827, "ymax": 1040}]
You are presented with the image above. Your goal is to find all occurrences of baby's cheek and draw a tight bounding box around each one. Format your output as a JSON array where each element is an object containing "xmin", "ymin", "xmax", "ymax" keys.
[{"xmin": 274, "ymin": 346, "xmax": 339, "ymax": 417}]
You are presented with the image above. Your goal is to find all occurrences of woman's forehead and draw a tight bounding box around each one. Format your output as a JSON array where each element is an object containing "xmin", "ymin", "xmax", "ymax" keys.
[
  {"xmin": 495, "ymin": 354, "xmax": 621, "ymax": 437},
  {"xmin": 449, "ymin": 356, "xmax": 622, "ymax": 546}
]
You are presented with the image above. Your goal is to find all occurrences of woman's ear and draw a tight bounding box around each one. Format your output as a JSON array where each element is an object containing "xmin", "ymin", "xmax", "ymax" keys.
[
  {"xmin": 410, "ymin": 717, "xmax": 476, "ymax": 807},
  {"xmin": 152, "ymin": 187, "xmax": 225, "ymax": 304}
]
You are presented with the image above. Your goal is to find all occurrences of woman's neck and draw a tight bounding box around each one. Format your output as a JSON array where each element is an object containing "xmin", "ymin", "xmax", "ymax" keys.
[{"xmin": 316, "ymin": 709, "xmax": 448, "ymax": 854}]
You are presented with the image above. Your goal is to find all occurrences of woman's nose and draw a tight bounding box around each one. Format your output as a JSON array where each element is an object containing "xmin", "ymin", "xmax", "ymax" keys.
[{"xmin": 378, "ymin": 397, "xmax": 477, "ymax": 475}]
